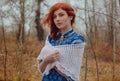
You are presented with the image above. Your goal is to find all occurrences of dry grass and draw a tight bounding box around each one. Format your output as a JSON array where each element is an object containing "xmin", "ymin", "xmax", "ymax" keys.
[
  {"xmin": 80, "ymin": 58, "xmax": 120, "ymax": 81},
  {"xmin": 0, "ymin": 35, "xmax": 120, "ymax": 81}
]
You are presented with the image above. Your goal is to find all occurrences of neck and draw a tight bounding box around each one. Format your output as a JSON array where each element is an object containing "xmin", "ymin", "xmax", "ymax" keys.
[{"xmin": 60, "ymin": 26, "xmax": 72, "ymax": 35}]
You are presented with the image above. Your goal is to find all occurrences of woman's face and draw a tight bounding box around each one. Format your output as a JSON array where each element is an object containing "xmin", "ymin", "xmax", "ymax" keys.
[{"xmin": 53, "ymin": 8, "xmax": 72, "ymax": 32}]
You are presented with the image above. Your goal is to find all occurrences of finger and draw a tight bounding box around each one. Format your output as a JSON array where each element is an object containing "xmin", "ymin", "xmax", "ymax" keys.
[
  {"xmin": 54, "ymin": 53, "xmax": 59, "ymax": 58},
  {"xmin": 54, "ymin": 50, "xmax": 59, "ymax": 54},
  {"xmin": 54, "ymin": 57, "xmax": 59, "ymax": 61},
  {"xmin": 52, "ymin": 52, "xmax": 59, "ymax": 57}
]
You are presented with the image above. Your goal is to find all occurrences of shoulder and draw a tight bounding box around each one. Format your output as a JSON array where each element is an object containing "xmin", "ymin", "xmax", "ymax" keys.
[
  {"xmin": 47, "ymin": 35, "xmax": 53, "ymax": 43},
  {"xmin": 71, "ymin": 32, "xmax": 84, "ymax": 44},
  {"xmin": 46, "ymin": 35, "xmax": 57, "ymax": 46}
]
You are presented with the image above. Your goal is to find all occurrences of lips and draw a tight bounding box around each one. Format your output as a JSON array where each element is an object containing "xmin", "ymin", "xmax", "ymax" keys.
[{"xmin": 56, "ymin": 23, "xmax": 62, "ymax": 26}]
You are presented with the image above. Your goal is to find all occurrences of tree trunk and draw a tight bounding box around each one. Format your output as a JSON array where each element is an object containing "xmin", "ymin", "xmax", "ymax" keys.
[
  {"xmin": 112, "ymin": 18, "xmax": 116, "ymax": 81},
  {"xmin": 119, "ymin": 0, "xmax": 120, "ymax": 7},
  {"xmin": 35, "ymin": 0, "xmax": 44, "ymax": 41},
  {"xmin": 84, "ymin": 0, "xmax": 88, "ymax": 81},
  {"xmin": 16, "ymin": 0, "xmax": 25, "ymax": 43},
  {"xmin": 1, "ymin": 17, "xmax": 8, "ymax": 81},
  {"xmin": 92, "ymin": 0, "xmax": 97, "ymax": 38},
  {"xmin": 18, "ymin": 0, "xmax": 25, "ymax": 81},
  {"xmin": 112, "ymin": 0, "xmax": 116, "ymax": 80}
]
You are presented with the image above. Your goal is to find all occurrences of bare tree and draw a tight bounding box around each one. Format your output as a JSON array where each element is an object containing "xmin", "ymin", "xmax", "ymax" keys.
[
  {"xmin": 119, "ymin": 0, "xmax": 120, "ymax": 7},
  {"xmin": 1, "ymin": 16, "xmax": 8, "ymax": 81},
  {"xmin": 17, "ymin": 0, "xmax": 25, "ymax": 43},
  {"xmin": 109, "ymin": 0, "xmax": 114, "ymax": 46},
  {"xmin": 104, "ymin": 0, "xmax": 116, "ymax": 46},
  {"xmin": 111, "ymin": 0, "xmax": 117, "ymax": 80},
  {"xmin": 84, "ymin": 0, "xmax": 88, "ymax": 81},
  {"xmin": 35, "ymin": 0, "xmax": 44, "ymax": 41},
  {"xmin": 112, "ymin": 17, "xmax": 116, "ymax": 81},
  {"xmin": 83, "ymin": 0, "xmax": 100, "ymax": 81},
  {"xmin": 18, "ymin": 0, "xmax": 25, "ymax": 81},
  {"xmin": 92, "ymin": 0, "xmax": 97, "ymax": 38}
]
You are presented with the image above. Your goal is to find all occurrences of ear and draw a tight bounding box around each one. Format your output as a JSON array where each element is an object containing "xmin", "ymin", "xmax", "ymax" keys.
[{"xmin": 69, "ymin": 16, "xmax": 73, "ymax": 20}]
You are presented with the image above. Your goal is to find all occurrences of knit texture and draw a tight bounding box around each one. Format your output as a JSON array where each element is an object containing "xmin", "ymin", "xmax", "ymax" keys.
[{"xmin": 37, "ymin": 40, "xmax": 85, "ymax": 81}]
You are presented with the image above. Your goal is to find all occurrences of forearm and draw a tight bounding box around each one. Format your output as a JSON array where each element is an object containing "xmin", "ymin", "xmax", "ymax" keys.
[
  {"xmin": 38, "ymin": 50, "xmax": 59, "ymax": 73},
  {"xmin": 39, "ymin": 60, "xmax": 48, "ymax": 73}
]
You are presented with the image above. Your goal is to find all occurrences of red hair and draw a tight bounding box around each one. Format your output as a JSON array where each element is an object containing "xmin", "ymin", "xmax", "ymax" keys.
[{"xmin": 42, "ymin": 2, "xmax": 76, "ymax": 39}]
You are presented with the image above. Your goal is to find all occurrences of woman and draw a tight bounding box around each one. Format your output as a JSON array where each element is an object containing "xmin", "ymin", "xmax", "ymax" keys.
[{"xmin": 37, "ymin": 2, "xmax": 85, "ymax": 81}]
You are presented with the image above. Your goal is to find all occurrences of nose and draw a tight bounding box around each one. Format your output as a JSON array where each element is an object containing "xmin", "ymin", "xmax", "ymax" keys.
[{"xmin": 55, "ymin": 16, "xmax": 60, "ymax": 21}]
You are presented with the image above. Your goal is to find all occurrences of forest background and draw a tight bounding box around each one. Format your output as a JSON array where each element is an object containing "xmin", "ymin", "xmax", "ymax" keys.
[{"xmin": 0, "ymin": 0, "xmax": 120, "ymax": 81}]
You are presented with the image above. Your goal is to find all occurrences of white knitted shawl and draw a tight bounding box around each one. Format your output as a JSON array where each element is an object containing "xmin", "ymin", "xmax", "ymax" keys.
[{"xmin": 37, "ymin": 40, "xmax": 85, "ymax": 81}]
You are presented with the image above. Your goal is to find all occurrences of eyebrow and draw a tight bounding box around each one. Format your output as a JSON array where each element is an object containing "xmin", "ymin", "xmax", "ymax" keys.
[{"xmin": 54, "ymin": 11, "xmax": 65, "ymax": 15}]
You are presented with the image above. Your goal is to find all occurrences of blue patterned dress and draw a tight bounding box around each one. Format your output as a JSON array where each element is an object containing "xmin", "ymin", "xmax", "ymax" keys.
[{"xmin": 42, "ymin": 29, "xmax": 84, "ymax": 81}]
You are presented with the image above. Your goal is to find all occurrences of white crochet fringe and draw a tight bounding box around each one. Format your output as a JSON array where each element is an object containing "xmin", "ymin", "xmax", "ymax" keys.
[{"xmin": 37, "ymin": 40, "xmax": 85, "ymax": 81}]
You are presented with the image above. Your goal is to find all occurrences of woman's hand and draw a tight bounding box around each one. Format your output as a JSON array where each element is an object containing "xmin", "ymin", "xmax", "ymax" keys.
[
  {"xmin": 39, "ymin": 50, "xmax": 59, "ymax": 73},
  {"xmin": 43, "ymin": 50, "xmax": 59, "ymax": 64}
]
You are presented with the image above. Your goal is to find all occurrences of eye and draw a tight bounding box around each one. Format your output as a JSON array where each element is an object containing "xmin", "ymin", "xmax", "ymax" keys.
[
  {"xmin": 53, "ymin": 15, "xmax": 56, "ymax": 19},
  {"xmin": 59, "ymin": 13, "xmax": 64, "ymax": 17},
  {"xmin": 53, "ymin": 13, "xmax": 65, "ymax": 19}
]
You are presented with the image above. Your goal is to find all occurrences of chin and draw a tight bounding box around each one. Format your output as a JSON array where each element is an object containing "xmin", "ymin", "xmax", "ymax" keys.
[
  {"xmin": 56, "ymin": 25, "xmax": 65, "ymax": 30},
  {"xmin": 57, "ymin": 26, "xmax": 62, "ymax": 29}
]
